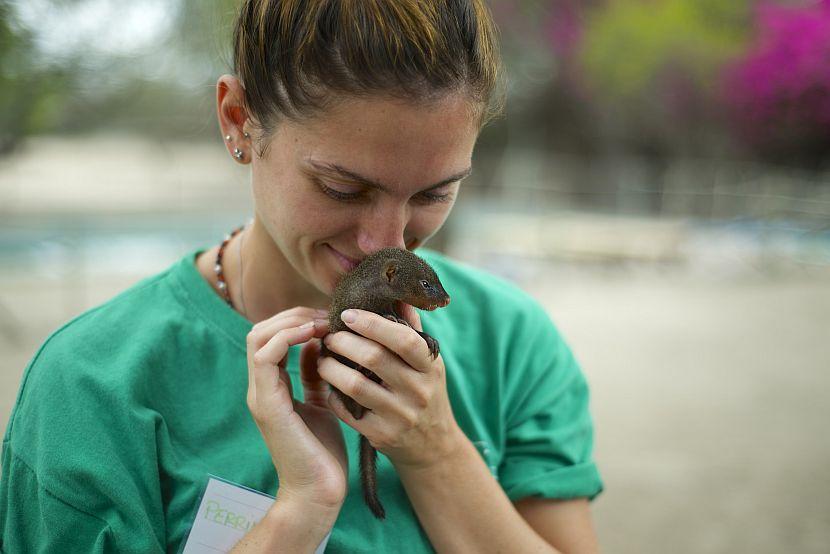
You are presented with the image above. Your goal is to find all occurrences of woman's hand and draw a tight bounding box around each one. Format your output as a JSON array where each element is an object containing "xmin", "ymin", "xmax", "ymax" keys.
[
  {"xmin": 246, "ymin": 307, "xmax": 348, "ymax": 511},
  {"xmin": 318, "ymin": 305, "xmax": 465, "ymax": 472}
]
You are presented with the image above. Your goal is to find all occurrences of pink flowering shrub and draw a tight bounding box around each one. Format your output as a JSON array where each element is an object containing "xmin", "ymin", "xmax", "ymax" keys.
[{"xmin": 725, "ymin": 0, "xmax": 830, "ymax": 162}]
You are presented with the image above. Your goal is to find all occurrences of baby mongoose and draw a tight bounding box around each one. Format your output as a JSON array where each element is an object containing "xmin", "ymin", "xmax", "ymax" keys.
[{"xmin": 322, "ymin": 247, "xmax": 450, "ymax": 520}]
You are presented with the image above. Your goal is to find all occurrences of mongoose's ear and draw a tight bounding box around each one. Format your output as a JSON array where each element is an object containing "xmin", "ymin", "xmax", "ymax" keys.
[{"xmin": 384, "ymin": 260, "xmax": 398, "ymax": 283}]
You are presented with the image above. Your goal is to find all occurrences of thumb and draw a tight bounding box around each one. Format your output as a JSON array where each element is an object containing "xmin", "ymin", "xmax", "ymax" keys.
[
  {"xmin": 299, "ymin": 339, "xmax": 330, "ymax": 408},
  {"xmin": 399, "ymin": 303, "xmax": 423, "ymax": 332}
]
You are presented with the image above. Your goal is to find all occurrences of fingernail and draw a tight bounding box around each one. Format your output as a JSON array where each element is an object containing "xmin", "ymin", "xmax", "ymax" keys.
[
  {"xmin": 341, "ymin": 309, "xmax": 357, "ymax": 323},
  {"xmin": 300, "ymin": 321, "xmax": 314, "ymax": 329},
  {"xmin": 316, "ymin": 309, "xmax": 329, "ymax": 317}
]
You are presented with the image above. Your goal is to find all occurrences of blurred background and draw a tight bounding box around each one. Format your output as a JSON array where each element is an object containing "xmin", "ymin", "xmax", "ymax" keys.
[{"xmin": 1, "ymin": 0, "xmax": 829, "ymax": 552}]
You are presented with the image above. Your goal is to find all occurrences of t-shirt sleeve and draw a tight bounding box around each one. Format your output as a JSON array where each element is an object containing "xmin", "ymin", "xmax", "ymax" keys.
[
  {"xmin": 0, "ymin": 331, "xmax": 167, "ymax": 553},
  {"xmin": 497, "ymin": 303, "xmax": 603, "ymax": 502},
  {"xmin": 1, "ymin": 444, "xmax": 115, "ymax": 552}
]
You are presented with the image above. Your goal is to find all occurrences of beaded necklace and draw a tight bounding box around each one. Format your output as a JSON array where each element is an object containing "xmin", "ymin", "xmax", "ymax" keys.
[{"xmin": 214, "ymin": 225, "xmax": 245, "ymax": 309}]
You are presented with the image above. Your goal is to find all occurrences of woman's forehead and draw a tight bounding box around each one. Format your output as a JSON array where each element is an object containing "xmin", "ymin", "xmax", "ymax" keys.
[
  {"xmin": 299, "ymin": 93, "xmax": 477, "ymax": 140},
  {"xmin": 277, "ymin": 94, "xmax": 479, "ymax": 188}
]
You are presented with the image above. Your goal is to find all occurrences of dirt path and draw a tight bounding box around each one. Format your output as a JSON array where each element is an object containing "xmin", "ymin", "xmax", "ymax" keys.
[{"xmin": 529, "ymin": 272, "xmax": 830, "ymax": 553}]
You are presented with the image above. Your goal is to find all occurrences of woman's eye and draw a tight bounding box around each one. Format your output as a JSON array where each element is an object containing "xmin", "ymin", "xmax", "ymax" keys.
[
  {"xmin": 318, "ymin": 181, "xmax": 364, "ymax": 202},
  {"xmin": 415, "ymin": 186, "xmax": 454, "ymax": 204},
  {"xmin": 316, "ymin": 178, "xmax": 455, "ymax": 204}
]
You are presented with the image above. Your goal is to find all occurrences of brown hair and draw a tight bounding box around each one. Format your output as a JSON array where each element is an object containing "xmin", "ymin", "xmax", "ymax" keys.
[{"xmin": 232, "ymin": 0, "xmax": 503, "ymax": 142}]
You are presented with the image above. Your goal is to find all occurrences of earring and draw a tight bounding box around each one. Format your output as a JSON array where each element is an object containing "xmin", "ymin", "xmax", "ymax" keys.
[
  {"xmin": 243, "ymin": 131, "xmax": 250, "ymax": 139},
  {"xmin": 233, "ymin": 148, "xmax": 244, "ymax": 160},
  {"xmin": 225, "ymin": 135, "xmax": 232, "ymax": 142}
]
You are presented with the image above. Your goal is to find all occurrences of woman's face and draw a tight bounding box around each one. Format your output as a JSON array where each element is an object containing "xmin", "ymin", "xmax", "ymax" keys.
[{"xmin": 250, "ymin": 93, "xmax": 480, "ymax": 295}]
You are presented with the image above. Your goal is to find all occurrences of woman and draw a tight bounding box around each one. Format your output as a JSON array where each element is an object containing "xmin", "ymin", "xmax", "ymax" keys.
[{"xmin": 0, "ymin": 1, "xmax": 603, "ymax": 552}]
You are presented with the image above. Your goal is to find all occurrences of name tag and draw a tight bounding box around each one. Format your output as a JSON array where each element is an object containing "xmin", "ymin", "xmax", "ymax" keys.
[{"xmin": 181, "ymin": 476, "xmax": 330, "ymax": 553}]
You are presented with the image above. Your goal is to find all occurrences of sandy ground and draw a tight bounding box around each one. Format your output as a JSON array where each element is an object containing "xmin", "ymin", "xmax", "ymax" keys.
[
  {"xmin": 528, "ymin": 270, "xmax": 830, "ymax": 553},
  {"xmin": 1, "ymin": 265, "xmax": 828, "ymax": 553}
]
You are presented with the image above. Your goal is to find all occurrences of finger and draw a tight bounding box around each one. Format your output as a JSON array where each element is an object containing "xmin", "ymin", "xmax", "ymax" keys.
[
  {"xmin": 327, "ymin": 389, "xmax": 372, "ymax": 434},
  {"xmin": 322, "ymin": 331, "xmax": 408, "ymax": 390},
  {"xmin": 340, "ymin": 310, "xmax": 432, "ymax": 372},
  {"xmin": 317, "ymin": 355, "xmax": 396, "ymax": 413},
  {"xmin": 399, "ymin": 303, "xmax": 423, "ymax": 332},
  {"xmin": 249, "ymin": 313, "xmax": 328, "ymax": 350},
  {"xmin": 261, "ymin": 306, "xmax": 329, "ymax": 327},
  {"xmin": 248, "ymin": 318, "xmax": 310, "ymax": 372},
  {"xmin": 246, "ymin": 310, "xmax": 325, "ymax": 408},
  {"xmin": 252, "ymin": 323, "xmax": 316, "ymax": 398},
  {"xmin": 299, "ymin": 339, "xmax": 329, "ymax": 407},
  {"xmin": 312, "ymin": 318, "xmax": 330, "ymax": 338},
  {"xmin": 248, "ymin": 349, "xmax": 297, "ymax": 416},
  {"xmin": 256, "ymin": 307, "xmax": 327, "ymax": 332}
]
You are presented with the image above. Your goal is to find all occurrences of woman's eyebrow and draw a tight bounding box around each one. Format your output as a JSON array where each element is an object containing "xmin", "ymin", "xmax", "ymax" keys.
[{"xmin": 306, "ymin": 159, "xmax": 472, "ymax": 192}]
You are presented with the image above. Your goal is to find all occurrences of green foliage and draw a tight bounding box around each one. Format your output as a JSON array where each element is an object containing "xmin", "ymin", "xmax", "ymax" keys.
[
  {"xmin": 581, "ymin": 0, "xmax": 750, "ymax": 99},
  {"xmin": 169, "ymin": 0, "xmax": 240, "ymax": 73},
  {"xmin": 0, "ymin": 0, "xmax": 242, "ymax": 147},
  {"xmin": 0, "ymin": 2, "xmax": 57, "ymax": 150}
]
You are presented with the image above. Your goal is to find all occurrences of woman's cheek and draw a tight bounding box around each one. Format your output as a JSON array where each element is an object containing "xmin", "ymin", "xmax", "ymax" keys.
[{"xmin": 412, "ymin": 203, "xmax": 454, "ymax": 242}]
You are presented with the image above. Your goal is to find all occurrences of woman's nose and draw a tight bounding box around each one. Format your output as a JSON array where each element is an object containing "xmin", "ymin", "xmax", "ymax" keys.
[{"xmin": 356, "ymin": 206, "xmax": 408, "ymax": 254}]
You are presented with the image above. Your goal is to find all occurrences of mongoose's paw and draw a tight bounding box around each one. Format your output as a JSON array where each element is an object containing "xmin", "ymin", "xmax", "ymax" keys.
[
  {"xmin": 418, "ymin": 331, "xmax": 440, "ymax": 360},
  {"xmin": 384, "ymin": 314, "xmax": 411, "ymax": 327}
]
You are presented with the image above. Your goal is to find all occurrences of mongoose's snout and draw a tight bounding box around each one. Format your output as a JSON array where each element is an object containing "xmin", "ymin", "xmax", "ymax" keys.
[
  {"xmin": 406, "ymin": 286, "xmax": 450, "ymax": 311},
  {"xmin": 425, "ymin": 295, "xmax": 450, "ymax": 310}
]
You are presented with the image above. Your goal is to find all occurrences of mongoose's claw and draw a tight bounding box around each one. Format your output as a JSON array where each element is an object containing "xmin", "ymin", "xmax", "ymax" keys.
[
  {"xmin": 385, "ymin": 314, "xmax": 411, "ymax": 327},
  {"xmin": 418, "ymin": 332, "xmax": 440, "ymax": 359}
]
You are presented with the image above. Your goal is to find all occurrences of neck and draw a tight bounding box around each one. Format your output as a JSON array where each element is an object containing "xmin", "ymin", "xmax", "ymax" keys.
[{"xmin": 234, "ymin": 217, "xmax": 330, "ymax": 324}]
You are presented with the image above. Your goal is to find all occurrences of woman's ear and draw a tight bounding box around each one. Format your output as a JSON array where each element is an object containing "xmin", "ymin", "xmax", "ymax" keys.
[{"xmin": 216, "ymin": 74, "xmax": 252, "ymax": 163}]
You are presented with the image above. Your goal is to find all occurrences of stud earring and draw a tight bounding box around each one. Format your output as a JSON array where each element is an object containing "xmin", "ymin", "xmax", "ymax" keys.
[
  {"xmin": 243, "ymin": 131, "xmax": 250, "ymax": 139},
  {"xmin": 225, "ymin": 135, "xmax": 232, "ymax": 142},
  {"xmin": 233, "ymin": 148, "xmax": 244, "ymax": 160}
]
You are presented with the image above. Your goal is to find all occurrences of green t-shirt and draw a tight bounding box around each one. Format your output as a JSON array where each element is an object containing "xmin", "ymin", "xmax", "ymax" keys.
[{"xmin": 1, "ymin": 248, "xmax": 602, "ymax": 553}]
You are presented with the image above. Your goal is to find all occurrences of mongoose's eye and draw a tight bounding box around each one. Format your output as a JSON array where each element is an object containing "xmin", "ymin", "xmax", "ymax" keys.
[{"xmin": 420, "ymin": 280, "xmax": 429, "ymax": 288}]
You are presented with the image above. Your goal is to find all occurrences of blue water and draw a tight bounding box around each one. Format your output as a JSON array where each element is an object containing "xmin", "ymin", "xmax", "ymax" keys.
[
  {"xmin": 0, "ymin": 213, "xmax": 250, "ymax": 278},
  {"xmin": 1, "ymin": 212, "xmax": 828, "ymax": 278}
]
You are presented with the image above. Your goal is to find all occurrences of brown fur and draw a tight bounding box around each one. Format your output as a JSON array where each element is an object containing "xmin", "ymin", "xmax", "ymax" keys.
[{"xmin": 321, "ymin": 247, "xmax": 450, "ymax": 519}]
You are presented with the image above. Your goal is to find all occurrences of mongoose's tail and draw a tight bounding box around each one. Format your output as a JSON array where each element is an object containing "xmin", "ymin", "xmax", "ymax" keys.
[
  {"xmin": 360, "ymin": 435, "xmax": 386, "ymax": 519},
  {"xmin": 321, "ymin": 344, "xmax": 385, "ymax": 519}
]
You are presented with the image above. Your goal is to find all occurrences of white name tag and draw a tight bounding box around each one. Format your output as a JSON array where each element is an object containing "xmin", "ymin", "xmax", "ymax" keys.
[{"xmin": 181, "ymin": 476, "xmax": 330, "ymax": 553}]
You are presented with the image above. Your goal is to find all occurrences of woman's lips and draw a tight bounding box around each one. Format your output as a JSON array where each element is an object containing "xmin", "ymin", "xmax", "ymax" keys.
[{"xmin": 327, "ymin": 244, "xmax": 361, "ymax": 272}]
